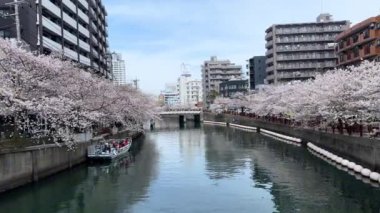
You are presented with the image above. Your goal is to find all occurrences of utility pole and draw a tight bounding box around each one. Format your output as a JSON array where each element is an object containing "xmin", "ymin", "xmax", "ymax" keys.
[
  {"xmin": 5, "ymin": 0, "xmax": 27, "ymax": 42},
  {"xmin": 132, "ymin": 78, "xmax": 139, "ymax": 90}
]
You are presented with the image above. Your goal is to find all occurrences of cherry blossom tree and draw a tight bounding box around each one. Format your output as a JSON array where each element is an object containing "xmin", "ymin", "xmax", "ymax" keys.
[
  {"xmin": 211, "ymin": 60, "xmax": 380, "ymax": 127},
  {"xmin": 0, "ymin": 39, "xmax": 158, "ymax": 148}
]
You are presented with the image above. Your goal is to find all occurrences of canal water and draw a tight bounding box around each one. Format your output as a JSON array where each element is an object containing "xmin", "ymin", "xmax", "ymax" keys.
[{"xmin": 0, "ymin": 124, "xmax": 380, "ymax": 213}]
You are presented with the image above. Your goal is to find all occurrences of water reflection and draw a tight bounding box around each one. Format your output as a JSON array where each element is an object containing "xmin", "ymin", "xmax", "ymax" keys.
[
  {"xmin": 204, "ymin": 126, "xmax": 248, "ymax": 180},
  {"xmin": 0, "ymin": 124, "xmax": 379, "ymax": 213}
]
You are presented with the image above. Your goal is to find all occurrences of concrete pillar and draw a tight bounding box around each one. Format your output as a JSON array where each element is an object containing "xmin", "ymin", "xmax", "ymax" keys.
[
  {"xmin": 193, "ymin": 114, "xmax": 201, "ymax": 123},
  {"xmin": 179, "ymin": 115, "xmax": 185, "ymax": 128}
]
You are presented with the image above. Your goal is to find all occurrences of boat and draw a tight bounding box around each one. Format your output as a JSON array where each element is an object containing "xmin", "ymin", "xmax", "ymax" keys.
[{"xmin": 87, "ymin": 138, "xmax": 132, "ymax": 161}]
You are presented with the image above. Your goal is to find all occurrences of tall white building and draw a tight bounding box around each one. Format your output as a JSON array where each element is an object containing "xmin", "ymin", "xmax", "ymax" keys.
[
  {"xmin": 111, "ymin": 52, "xmax": 126, "ymax": 85},
  {"xmin": 202, "ymin": 56, "xmax": 242, "ymax": 106},
  {"xmin": 177, "ymin": 73, "xmax": 202, "ymax": 107}
]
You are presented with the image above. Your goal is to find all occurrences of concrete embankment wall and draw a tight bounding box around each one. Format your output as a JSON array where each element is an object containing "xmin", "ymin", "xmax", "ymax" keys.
[
  {"xmin": 0, "ymin": 131, "xmax": 142, "ymax": 193},
  {"xmin": 0, "ymin": 141, "xmax": 90, "ymax": 193},
  {"xmin": 204, "ymin": 113, "xmax": 380, "ymax": 172}
]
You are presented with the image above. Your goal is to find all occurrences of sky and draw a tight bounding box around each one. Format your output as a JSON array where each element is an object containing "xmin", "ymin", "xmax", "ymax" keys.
[{"xmin": 103, "ymin": 0, "xmax": 380, "ymax": 95}]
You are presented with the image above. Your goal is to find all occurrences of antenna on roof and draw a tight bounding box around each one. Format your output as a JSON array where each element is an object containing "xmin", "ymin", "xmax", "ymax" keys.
[{"xmin": 320, "ymin": 0, "xmax": 324, "ymax": 13}]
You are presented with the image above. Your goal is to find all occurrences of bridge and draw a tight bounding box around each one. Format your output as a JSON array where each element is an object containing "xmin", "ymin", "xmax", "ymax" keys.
[
  {"xmin": 159, "ymin": 108, "xmax": 202, "ymax": 115},
  {"xmin": 154, "ymin": 108, "xmax": 202, "ymax": 128}
]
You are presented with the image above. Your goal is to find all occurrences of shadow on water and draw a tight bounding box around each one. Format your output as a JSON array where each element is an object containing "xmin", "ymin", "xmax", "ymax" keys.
[{"xmin": 0, "ymin": 134, "xmax": 159, "ymax": 213}]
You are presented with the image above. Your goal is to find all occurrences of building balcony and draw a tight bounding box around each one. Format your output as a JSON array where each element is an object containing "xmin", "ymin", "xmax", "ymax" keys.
[
  {"xmin": 337, "ymin": 30, "xmax": 377, "ymax": 53},
  {"xmin": 265, "ymin": 40, "xmax": 273, "ymax": 48},
  {"xmin": 78, "ymin": 9, "xmax": 89, "ymax": 24},
  {"xmin": 92, "ymin": 49, "xmax": 99, "ymax": 59},
  {"xmin": 277, "ymin": 71, "xmax": 317, "ymax": 80},
  {"xmin": 91, "ymin": 35, "xmax": 98, "ymax": 45},
  {"xmin": 277, "ymin": 62, "xmax": 336, "ymax": 70},
  {"xmin": 266, "ymin": 65, "xmax": 274, "ymax": 73},
  {"xmin": 90, "ymin": 22, "xmax": 97, "ymax": 31},
  {"xmin": 63, "ymin": 29, "xmax": 77, "ymax": 44},
  {"xmin": 92, "ymin": 62, "xmax": 99, "ymax": 70},
  {"xmin": 265, "ymin": 31, "xmax": 273, "ymax": 40},
  {"xmin": 266, "ymin": 57, "xmax": 274, "ymax": 64},
  {"xmin": 276, "ymin": 36, "xmax": 336, "ymax": 44},
  {"xmin": 277, "ymin": 54, "xmax": 337, "ymax": 61},
  {"xmin": 277, "ymin": 44, "xmax": 335, "ymax": 53},
  {"xmin": 63, "ymin": 12, "xmax": 77, "ymax": 29},
  {"xmin": 78, "ymin": 25, "xmax": 90, "ymax": 38},
  {"xmin": 78, "ymin": 0, "xmax": 88, "ymax": 9},
  {"xmin": 42, "ymin": 36, "xmax": 62, "ymax": 52},
  {"xmin": 62, "ymin": 0, "xmax": 76, "ymax": 14},
  {"xmin": 266, "ymin": 74, "xmax": 275, "ymax": 81},
  {"xmin": 79, "ymin": 40, "xmax": 90, "ymax": 52},
  {"xmin": 63, "ymin": 47, "xmax": 78, "ymax": 61},
  {"xmin": 90, "ymin": 8, "xmax": 96, "ymax": 18},
  {"xmin": 79, "ymin": 54, "xmax": 91, "ymax": 66},
  {"xmin": 276, "ymin": 26, "xmax": 345, "ymax": 35},
  {"xmin": 42, "ymin": 16, "xmax": 62, "ymax": 36},
  {"xmin": 265, "ymin": 48, "xmax": 274, "ymax": 56},
  {"xmin": 41, "ymin": 0, "xmax": 61, "ymax": 18},
  {"xmin": 338, "ymin": 46, "xmax": 380, "ymax": 66}
]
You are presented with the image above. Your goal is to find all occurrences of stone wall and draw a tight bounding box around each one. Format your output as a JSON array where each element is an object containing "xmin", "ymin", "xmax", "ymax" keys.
[{"xmin": 204, "ymin": 113, "xmax": 380, "ymax": 172}]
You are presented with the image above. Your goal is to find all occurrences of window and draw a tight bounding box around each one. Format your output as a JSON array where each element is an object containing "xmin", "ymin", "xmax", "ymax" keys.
[
  {"xmin": 363, "ymin": 29, "xmax": 370, "ymax": 39},
  {"xmin": 353, "ymin": 47, "xmax": 359, "ymax": 58},
  {"xmin": 364, "ymin": 44, "xmax": 371, "ymax": 55},
  {"xmin": 0, "ymin": 7, "xmax": 14, "ymax": 18},
  {"xmin": 0, "ymin": 30, "xmax": 10, "ymax": 39},
  {"xmin": 339, "ymin": 41, "xmax": 344, "ymax": 49},
  {"xmin": 339, "ymin": 54, "xmax": 344, "ymax": 62},
  {"xmin": 353, "ymin": 34, "xmax": 359, "ymax": 43}
]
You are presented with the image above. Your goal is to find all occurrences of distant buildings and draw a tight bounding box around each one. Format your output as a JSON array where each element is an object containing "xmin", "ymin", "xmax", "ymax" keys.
[
  {"xmin": 111, "ymin": 52, "xmax": 126, "ymax": 85},
  {"xmin": 336, "ymin": 15, "xmax": 380, "ymax": 67},
  {"xmin": 177, "ymin": 73, "xmax": 202, "ymax": 107},
  {"xmin": 159, "ymin": 71, "xmax": 203, "ymax": 108},
  {"xmin": 219, "ymin": 79, "xmax": 249, "ymax": 98},
  {"xmin": 247, "ymin": 56, "xmax": 266, "ymax": 90},
  {"xmin": 202, "ymin": 56, "xmax": 242, "ymax": 106},
  {"xmin": 160, "ymin": 83, "xmax": 180, "ymax": 106},
  {"xmin": 0, "ymin": 0, "xmax": 111, "ymax": 79},
  {"xmin": 265, "ymin": 13, "xmax": 350, "ymax": 85}
]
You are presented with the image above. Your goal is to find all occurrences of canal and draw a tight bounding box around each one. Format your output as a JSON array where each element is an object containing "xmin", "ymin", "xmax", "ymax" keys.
[{"xmin": 0, "ymin": 124, "xmax": 380, "ymax": 213}]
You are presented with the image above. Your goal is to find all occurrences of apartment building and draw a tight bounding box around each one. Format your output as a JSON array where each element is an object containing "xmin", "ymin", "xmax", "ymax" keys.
[
  {"xmin": 336, "ymin": 15, "xmax": 380, "ymax": 67},
  {"xmin": 202, "ymin": 56, "xmax": 242, "ymax": 106},
  {"xmin": 0, "ymin": 0, "xmax": 110, "ymax": 79},
  {"xmin": 177, "ymin": 73, "xmax": 202, "ymax": 107},
  {"xmin": 219, "ymin": 79, "xmax": 248, "ymax": 98},
  {"xmin": 265, "ymin": 14, "xmax": 350, "ymax": 84},
  {"xmin": 247, "ymin": 56, "xmax": 266, "ymax": 90},
  {"xmin": 111, "ymin": 52, "xmax": 126, "ymax": 85}
]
